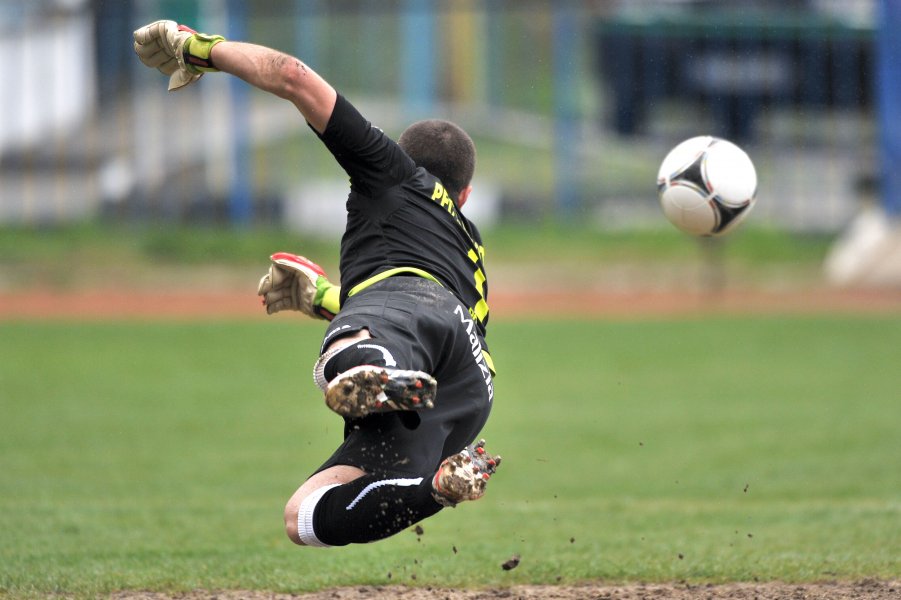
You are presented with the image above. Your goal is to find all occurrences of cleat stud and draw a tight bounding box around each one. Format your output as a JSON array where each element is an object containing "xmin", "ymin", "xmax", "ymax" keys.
[
  {"xmin": 482, "ymin": 473, "xmax": 490, "ymax": 480},
  {"xmin": 415, "ymin": 380, "xmax": 423, "ymax": 389},
  {"xmin": 476, "ymin": 447, "xmax": 485, "ymax": 454}
]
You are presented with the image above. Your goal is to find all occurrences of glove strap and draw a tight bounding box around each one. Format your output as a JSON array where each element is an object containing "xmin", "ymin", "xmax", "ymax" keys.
[
  {"xmin": 182, "ymin": 30, "xmax": 225, "ymax": 73},
  {"xmin": 313, "ymin": 277, "xmax": 340, "ymax": 321}
]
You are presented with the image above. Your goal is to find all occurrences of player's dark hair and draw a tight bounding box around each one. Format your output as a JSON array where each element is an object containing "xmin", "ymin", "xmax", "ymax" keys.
[{"xmin": 398, "ymin": 119, "xmax": 476, "ymax": 202}]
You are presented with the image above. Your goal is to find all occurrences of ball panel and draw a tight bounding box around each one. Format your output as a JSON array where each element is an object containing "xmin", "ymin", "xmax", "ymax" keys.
[
  {"xmin": 659, "ymin": 185, "xmax": 718, "ymax": 236},
  {"xmin": 656, "ymin": 135, "xmax": 714, "ymax": 183},
  {"xmin": 712, "ymin": 203, "xmax": 752, "ymax": 236},
  {"xmin": 704, "ymin": 140, "xmax": 757, "ymax": 207}
]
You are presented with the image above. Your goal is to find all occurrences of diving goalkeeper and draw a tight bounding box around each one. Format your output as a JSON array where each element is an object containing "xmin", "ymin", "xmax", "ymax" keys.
[{"xmin": 133, "ymin": 20, "xmax": 501, "ymax": 547}]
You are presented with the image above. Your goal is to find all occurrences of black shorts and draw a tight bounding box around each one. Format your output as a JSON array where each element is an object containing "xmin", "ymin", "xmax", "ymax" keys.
[{"xmin": 314, "ymin": 277, "xmax": 494, "ymax": 478}]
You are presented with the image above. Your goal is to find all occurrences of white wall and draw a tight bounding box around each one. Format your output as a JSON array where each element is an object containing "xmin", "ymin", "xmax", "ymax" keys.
[{"xmin": 0, "ymin": 10, "xmax": 96, "ymax": 153}]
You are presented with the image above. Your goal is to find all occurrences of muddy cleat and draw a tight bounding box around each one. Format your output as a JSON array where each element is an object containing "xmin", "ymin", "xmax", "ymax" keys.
[
  {"xmin": 431, "ymin": 439, "xmax": 501, "ymax": 507},
  {"xmin": 324, "ymin": 365, "xmax": 437, "ymax": 418}
]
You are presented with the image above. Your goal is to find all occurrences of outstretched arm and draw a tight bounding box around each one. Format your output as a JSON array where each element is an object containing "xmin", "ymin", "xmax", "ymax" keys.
[
  {"xmin": 209, "ymin": 41, "xmax": 336, "ymax": 133},
  {"xmin": 133, "ymin": 21, "xmax": 336, "ymax": 133}
]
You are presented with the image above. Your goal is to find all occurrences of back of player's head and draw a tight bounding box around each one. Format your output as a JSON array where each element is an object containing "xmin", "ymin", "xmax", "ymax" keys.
[{"xmin": 398, "ymin": 119, "xmax": 475, "ymax": 202}]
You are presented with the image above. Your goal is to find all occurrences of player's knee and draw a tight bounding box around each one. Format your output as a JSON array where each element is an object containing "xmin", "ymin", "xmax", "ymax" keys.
[
  {"xmin": 323, "ymin": 328, "xmax": 371, "ymax": 354},
  {"xmin": 284, "ymin": 501, "xmax": 303, "ymax": 546},
  {"xmin": 315, "ymin": 334, "xmax": 410, "ymax": 391}
]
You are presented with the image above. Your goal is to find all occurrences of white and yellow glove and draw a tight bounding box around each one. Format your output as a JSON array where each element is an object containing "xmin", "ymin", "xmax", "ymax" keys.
[
  {"xmin": 257, "ymin": 253, "xmax": 340, "ymax": 320},
  {"xmin": 133, "ymin": 20, "xmax": 225, "ymax": 91}
]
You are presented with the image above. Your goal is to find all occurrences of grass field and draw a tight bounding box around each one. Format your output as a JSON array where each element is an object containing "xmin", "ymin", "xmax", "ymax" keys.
[
  {"xmin": 0, "ymin": 224, "xmax": 832, "ymax": 291},
  {"xmin": 1, "ymin": 315, "xmax": 899, "ymax": 598}
]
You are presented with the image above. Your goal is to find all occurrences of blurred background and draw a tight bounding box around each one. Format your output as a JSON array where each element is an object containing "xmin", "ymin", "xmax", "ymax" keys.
[{"xmin": 1, "ymin": 0, "xmax": 901, "ymax": 295}]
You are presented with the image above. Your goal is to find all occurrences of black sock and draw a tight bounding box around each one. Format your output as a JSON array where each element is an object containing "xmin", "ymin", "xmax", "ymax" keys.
[{"xmin": 311, "ymin": 473, "xmax": 443, "ymax": 546}]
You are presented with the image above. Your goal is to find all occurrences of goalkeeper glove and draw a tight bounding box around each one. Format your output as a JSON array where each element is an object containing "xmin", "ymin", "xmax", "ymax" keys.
[
  {"xmin": 133, "ymin": 20, "xmax": 225, "ymax": 91},
  {"xmin": 257, "ymin": 253, "xmax": 340, "ymax": 320}
]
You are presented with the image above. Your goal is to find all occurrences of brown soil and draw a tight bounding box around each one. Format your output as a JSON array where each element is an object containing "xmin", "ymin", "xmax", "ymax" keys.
[
  {"xmin": 109, "ymin": 580, "xmax": 900, "ymax": 600},
  {"xmin": 2, "ymin": 286, "xmax": 901, "ymax": 321}
]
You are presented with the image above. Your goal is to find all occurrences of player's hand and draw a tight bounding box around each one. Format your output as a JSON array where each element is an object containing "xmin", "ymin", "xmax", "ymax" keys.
[
  {"xmin": 133, "ymin": 20, "xmax": 225, "ymax": 91},
  {"xmin": 257, "ymin": 253, "xmax": 338, "ymax": 320}
]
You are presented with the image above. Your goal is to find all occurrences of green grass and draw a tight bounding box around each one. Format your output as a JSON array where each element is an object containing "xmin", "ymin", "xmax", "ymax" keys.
[
  {"xmin": 0, "ymin": 223, "xmax": 832, "ymax": 290},
  {"xmin": 1, "ymin": 316, "xmax": 899, "ymax": 597}
]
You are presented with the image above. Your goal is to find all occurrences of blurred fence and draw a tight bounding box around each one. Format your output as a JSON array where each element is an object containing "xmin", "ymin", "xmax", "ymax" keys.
[{"xmin": 0, "ymin": 0, "xmax": 890, "ymax": 234}]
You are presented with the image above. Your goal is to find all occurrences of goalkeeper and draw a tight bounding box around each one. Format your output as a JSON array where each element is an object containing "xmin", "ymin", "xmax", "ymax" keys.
[{"xmin": 134, "ymin": 21, "xmax": 501, "ymax": 547}]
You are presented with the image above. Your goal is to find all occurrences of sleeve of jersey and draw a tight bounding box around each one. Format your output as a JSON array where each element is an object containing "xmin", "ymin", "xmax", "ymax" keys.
[{"xmin": 311, "ymin": 94, "xmax": 415, "ymax": 196}]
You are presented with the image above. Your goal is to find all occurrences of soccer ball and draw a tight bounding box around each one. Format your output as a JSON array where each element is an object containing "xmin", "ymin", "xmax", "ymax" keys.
[{"xmin": 656, "ymin": 136, "xmax": 758, "ymax": 236}]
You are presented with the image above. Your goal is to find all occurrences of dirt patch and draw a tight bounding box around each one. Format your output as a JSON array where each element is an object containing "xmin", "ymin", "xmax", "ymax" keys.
[
  {"xmin": 2, "ymin": 287, "xmax": 901, "ymax": 321},
  {"xmin": 109, "ymin": 580, "xmax": 900, "ymax": 600}
]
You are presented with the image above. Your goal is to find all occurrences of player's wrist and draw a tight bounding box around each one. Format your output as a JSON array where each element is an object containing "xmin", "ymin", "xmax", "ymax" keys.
[
  {"xmin": 182, "ymin": 32, "xmax": 225, "ymax": 73},
  {"xmin": 312, "ymin": 278, "xmax": 340, "ymax": 320}
]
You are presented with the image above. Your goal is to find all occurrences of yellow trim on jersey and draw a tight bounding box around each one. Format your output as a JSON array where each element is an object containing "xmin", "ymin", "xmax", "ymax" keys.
[
  {"xmin": 346, "ymin": 267, "xmax": 442, "ymax": 298},
  {"xmin": 466, "ymin": 249, "xmax": 489, "ymax": 323},
  {"xmin": 481, "ymin": 350, "xmax": 496, "ymax": 376}
]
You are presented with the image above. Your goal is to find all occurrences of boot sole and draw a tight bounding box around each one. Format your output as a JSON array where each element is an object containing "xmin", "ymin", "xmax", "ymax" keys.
[{"xmin": 325, "ymin": 366, "xmax": 437, "ymax": 418}]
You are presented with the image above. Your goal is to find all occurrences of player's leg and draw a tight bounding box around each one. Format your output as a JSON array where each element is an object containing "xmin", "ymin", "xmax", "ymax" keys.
[
  {"xmin": 283, "ymin": 464, "xmax": 365, "ymax": 545},
  {"xmin": 283, "ymin": 404, "xmax": 447, "ymax": 547},
  {"xmin": 284, "ymin": 437, "xmax": 502, "ymax": 547},
  {"xmin": 289, "ymin": 470, "xmax": 443, "ymax": 546},
  {"xmin": 315, "ymin": 326, "xmax": 437, "ymax": 418},
  {"xmin": 285, "ymin": 280, "xmax": 501, "ymax": 547}
]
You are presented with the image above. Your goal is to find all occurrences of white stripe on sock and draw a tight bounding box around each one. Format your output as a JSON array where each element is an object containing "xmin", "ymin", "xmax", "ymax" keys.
[{"xmin": 345, "ymin": 477, "xmax": 423, "ymax": 511}]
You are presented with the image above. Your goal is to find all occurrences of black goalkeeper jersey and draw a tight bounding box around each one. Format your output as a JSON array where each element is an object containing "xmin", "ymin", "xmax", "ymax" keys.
[{"xmin": 314, "ymin": 94, "xmax": 490, "ymax": 335}]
